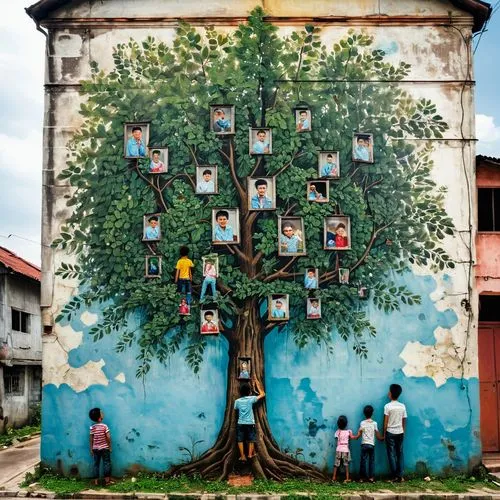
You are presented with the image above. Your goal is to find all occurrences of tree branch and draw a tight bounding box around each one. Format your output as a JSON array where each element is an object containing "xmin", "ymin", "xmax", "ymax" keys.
[
  {"xmin": 263, "ymin": 256, "xmax": 299, "ymax": 282},
  {"xmin": 250, "ymin": 157, "xmax": 263, "ymax": 177},
  {"xmin": 364, "ymin": 177, "xmax": 383, "ymax": 194},
  {"xmin": 275, "ymin": 152, "xmax": 305, "ymax": 177},
  {"xmin": 134, "ymin": 163, "xmax": 169, "ymax": 212},
  {"xmin": 350, "ymin": 220, "xmax": 394, "ymax": 274},
  {"xmin": 222, "ymin": 140, "xmax": 245, "ymax": 202}
]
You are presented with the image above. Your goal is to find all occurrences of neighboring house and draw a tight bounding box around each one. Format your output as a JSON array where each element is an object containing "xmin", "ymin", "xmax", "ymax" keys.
[
  {"xmin": 476, "ymin": 155, "xmax": 500, "ymax": 452},
  {"xmin": 0, "ymin": 246, "xmax": 42, "ymax": 431}
]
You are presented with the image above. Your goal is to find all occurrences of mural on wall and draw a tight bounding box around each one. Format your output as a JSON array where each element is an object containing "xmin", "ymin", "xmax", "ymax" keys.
[{"xmin": 53, "ymin": 8, "xmax": 455, "ymax": 479}]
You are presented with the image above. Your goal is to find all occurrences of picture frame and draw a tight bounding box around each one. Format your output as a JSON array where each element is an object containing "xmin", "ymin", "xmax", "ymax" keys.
[
  {"xmin": 148, "ymin": 147, "xmax": 168, "ymax": 174},
  {"xmin": 295, "ymin": 108, "xmax": 312, "ymax": 133},
  {"xmin": 307, "ymin": 298, "xmax": 322, "ymax": 319},
  {"xmin": 324, "ymin": 215, "xmax": 351, "ymax": 250},
  {"xmin": 210, "ymin": 105, "xmax": 235, "ymax": 135},
  {"xmin": 278, "ymin": 217, "xmax": 306, "ymax": 256},
  {"xmin": 352, "ymin": 132, "xmax": 374, "ymax": 164},
  {"xmin": 304, "ymin": 268, "xmax": 319, "ymax": 289},
  {"xmin": 358, "ymin": 285, "xmax": 369, "ymax": 299},
  {"xmin": 307, "ymin": 180, "xmax": 329, "ymax": 203},
  {"xmin": 145, "ymin": 255, "xmax": 162, "ymax": 278},
  {"xmin": 237, "ymin": 357, "xmax": 251, "ymax": 380},
  {"xmin": 178, "ymin": 298, "xmax": 191, "ymax": 316},
  {"xmin": 249, "ymin": 128, "xmax": 273, "ymax": 155},
  {"xmin": 143, "ymin": 213, "xmax": 161, "ymax": 242},
  {"xmin": 318, "ymin": 151, "xmax": 340, "ymax": 179},
  {"xmin": 124, "ymin": 122, "xmax": 150, "ymax": 159},
  {"xmin": 268, "ymin": 294, "xmax": 290, "ymax": 322},
  {"xmin": 200, "ymin": 308, "xmax": 220, "ymax": 335},
  {"xmin": 339, "ymin": 268, "xmax": 350, "ymax": 284},
  {"xmin": 212, "ymin": 208, "xmax": 240, "ymax": 245},
  {"xmin": 247, "ymin": 177, "xmax": 276, "ymax": 211},
  {"xmin": 196, "ymin": 165, "xmax": 218, "ymax": 195}
]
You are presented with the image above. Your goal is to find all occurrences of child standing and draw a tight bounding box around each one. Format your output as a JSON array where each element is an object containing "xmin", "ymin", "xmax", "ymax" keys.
[
  {"xmin": 332, "ymin": 415, "xmax": 356, "ymax": 483},
  {"xmin": 175, "ymin": 246, "xmax": 194, "ymax": 305},
  {"xmin": 356, "ymin": 405, "xmax": 384, "ymax": 482},
  {"xmin": 384, "ymin": 384, "xmax": 407, "ymax": 482},
  {"xmin": 234, "ymin": 379, "xmax": 265, "ymax": 462},
  {"xmin": 89, "ymin": 407, "xmax": 112, "ymax": 486}
]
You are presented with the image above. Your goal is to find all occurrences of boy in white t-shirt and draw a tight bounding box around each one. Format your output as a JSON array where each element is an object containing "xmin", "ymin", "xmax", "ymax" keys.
[
  {"xmin": 383, "ymin": 384, "xmax": 407, "ymax": 482},
  {"xmin": 355, "ymin": 405, "xmax": 384, "ymax": 482}
]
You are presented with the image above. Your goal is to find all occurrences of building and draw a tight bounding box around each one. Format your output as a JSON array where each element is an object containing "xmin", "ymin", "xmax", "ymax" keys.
[
  {"xmin": 27, "ymin": 0, "xmax": 491, "ymax": 478},
  {"xmin": 476, "ymin": 155, "xmax": 500, "ymax": 452},
  {"xmin": 0, "ymin": 246, "xmax": 42, "ymax": 431}
]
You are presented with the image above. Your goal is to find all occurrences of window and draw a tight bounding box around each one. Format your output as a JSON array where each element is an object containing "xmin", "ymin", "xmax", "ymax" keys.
[
  {"xmin": 478, "ymin": 188, "xmax": 500, "ymax": 231},
  {"xmin": 479, "ymin": 295, "xmax": 500, "ymax": 322},
  {"xmin": 4, "ymin": 366, "xmax": 25, "ymax": 396},
  {"xmin": 11, "ymin": 308, "xmax": 30, "ymax": 333}
]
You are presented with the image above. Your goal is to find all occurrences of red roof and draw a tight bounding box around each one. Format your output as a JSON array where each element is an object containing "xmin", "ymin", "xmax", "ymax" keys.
[{"xmin": 0, "ymin": 246, "xmax": 41, "ymax": 282}]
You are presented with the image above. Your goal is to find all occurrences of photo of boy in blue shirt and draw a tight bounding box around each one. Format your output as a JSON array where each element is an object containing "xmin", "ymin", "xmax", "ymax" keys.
[
  {"xmin": 250, "ymin": 178, "xmax": 274, "ymax": 210},
  {"xmin": 250, "ymin": 129, "xmax": 271, "ymax": 155},
  {"xmin": 211, "ymin": 106, "xmax": 234, "ymax": 134},
  {"xmin": 143, "ymin": 215, "xmax": 160, "ymax": 241},
  {"xmin": 353, "ymin": 133, "xmax": 373, "ymax": 163},
  {"xmin": 213, "ymin": 209, "xmax": 239, "ymax": 244},
  {"xmin": 125, "ymin": 125, "xmax": 147, "ymax": 158}
]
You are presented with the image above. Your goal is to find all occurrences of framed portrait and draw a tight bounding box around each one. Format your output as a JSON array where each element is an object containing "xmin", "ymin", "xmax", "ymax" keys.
[
  {"xmin": 178, "ymin": 298, "xmax": 191, "ymax": 316},
  {"xmin": 249, "ymin": 128, "xmax": 272, "ymax": 155},
  {"xmin": 339, "ymin": 268, "xmax": 350, "ymax": 284},
  {"xmin": 295, "ymin": 108, "xmax": 312, "ymax": 133},
  {"xmin": 212, "ymin": 208, "xmax": 240, "ymax": 245},
  {"xmin": 237, "ymin": 357, "xmax": 251, "ymax": 380},
  {"xmin": 278, "ymin": 217, "xmax": 306, "ymax": 256},
  {"xmin": 307, "ymin": 298, "xmax": 322, "ymax": 319},
  {"xmin": 145, "ymin": 256, "xmax": 161, "ymax": 278},
  {"xmin": 352, "ymin": 132, "xmax": 374, "ymax": 164},
  {"xmin": 307, "ymin": 180, "xmax": 329, "ymax": 203},
  {"xmin": 358, "ymin": 285, "xmax": 369, "ymax": 299},
  {"xmin": 143, "ymin": 213, "xmax": 161, "ymax": 242},
  {"xmin": 318, "ymin": 151, "xmax": 340, "ymax": 179},
  {"xmin": 124, "ymin": 122, "xmax": 149, "ymax": 159},
  {"xmin": 200, "ymin": 308, "xmax": 220, "ymax": 335},
  {"xmin": 148, "ymin": 147, "xmax": 168, "ymax": 174},
  {"xmin": 324, "ymin": 215, "xmax": 351, "ymax": 250},
  {"xmin": 196, "ymin": 165, "xmax": 218, "ymax": 195},
  {"xmin": 201, "ymin": 254, "xmax": 219, "ymax": 301},
  {"xmin": 268, "ymin": 294, "xmax": 290, "ymax": 322},
  {"xmin": 304, "ymin": 268, "xmax": 319, "ymax": 289},
  {"xmin": 247, "ymin": 177, "xmax": 276, "ymax": 211},
  {"xmin": 210, "ymin": 105, "xmax": 235, "ymax": 135}
]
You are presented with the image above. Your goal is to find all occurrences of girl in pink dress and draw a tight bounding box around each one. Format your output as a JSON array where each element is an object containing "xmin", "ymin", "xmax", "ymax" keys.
[{"xmin": 332, "ymin": 415, "xmax": 358, "ymax": 482}]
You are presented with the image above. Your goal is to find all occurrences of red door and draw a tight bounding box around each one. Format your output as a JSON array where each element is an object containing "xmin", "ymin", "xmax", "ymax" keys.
[{"xmin": 479, "ymin": 324, "xmax": 500, "ymax": 452}]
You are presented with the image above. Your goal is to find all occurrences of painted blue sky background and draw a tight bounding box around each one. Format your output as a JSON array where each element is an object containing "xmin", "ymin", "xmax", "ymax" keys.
[{"xmin": 1, "ymin": 1, "xmax": 499, "ymax": 265}]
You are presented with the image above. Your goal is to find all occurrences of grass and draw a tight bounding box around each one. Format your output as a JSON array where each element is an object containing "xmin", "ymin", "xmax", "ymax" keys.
[
  {"xmin": 0, "ymin": 425, "xmax": 40, "ymax": 447},
  {"xmin": 21, "ymin": 468, "xmax": 500, "ymax": 498}
]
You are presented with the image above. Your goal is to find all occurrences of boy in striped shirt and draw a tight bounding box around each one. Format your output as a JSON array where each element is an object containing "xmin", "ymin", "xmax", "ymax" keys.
[{"xmin": 89, "ymin": 407, "xmax": 112, "ymax": 486}]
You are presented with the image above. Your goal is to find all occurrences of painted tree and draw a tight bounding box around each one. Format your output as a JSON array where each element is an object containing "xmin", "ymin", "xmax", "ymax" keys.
[{"xmin": 54, "ymin": 9, "xmax": 454, "ymax": 479}]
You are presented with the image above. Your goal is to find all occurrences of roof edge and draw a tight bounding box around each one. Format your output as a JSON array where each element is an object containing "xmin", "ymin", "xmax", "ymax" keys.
[{"xmin": 26, "ymin": 0, "xmax": 492, "ymax": 32}]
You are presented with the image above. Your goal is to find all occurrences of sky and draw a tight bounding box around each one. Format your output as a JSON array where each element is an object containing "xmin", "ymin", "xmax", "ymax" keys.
[{"xmin": 0, "ymin": 1, "xmax": 499, "ymax": 266}]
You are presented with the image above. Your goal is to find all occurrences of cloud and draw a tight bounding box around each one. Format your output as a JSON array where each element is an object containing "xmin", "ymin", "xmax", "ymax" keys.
[{"xmin": 476, "ymin": 114, "xmax": 500, "ymax": 157}]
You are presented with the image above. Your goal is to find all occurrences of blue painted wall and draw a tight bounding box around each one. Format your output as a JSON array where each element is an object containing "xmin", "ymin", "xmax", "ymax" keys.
[{"xmin": 41, "ymin": 271, "xmax": 480, "ymax": 477}]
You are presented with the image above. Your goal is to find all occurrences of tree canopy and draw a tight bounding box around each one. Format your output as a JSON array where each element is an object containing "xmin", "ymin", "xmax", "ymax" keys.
[{"xmin": 54, "ymin": 8, "xmax": 454, "ymax": 379}]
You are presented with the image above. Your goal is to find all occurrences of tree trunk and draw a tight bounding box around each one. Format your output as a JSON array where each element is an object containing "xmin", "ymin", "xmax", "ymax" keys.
[{"xmin": 166, "ymin": 298, "xmax": 327, "ymax": 481}]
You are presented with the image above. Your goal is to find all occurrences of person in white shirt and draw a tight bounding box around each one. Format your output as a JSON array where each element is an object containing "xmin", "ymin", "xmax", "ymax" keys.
[
  {"xmin": 354, "ymin": 405, "xmax": 384, "ymax": 482},
  {"xmin": 383, "ymin": 384, "xmax": 407, "ymax": 482}
]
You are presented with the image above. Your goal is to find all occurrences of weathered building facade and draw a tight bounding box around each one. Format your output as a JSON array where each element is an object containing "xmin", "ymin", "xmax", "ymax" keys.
[
  {"xmin": 0, "ymin": 247, "xmax": 42, "ymax": 431},
  {"xmin": 28, "ymin": 0, "xmax": 491, "ymax": 478}
]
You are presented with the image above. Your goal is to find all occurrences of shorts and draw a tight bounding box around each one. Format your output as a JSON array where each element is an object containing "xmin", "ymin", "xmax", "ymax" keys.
[
  {"xmin": 236, "ymin": 424, "xmax": 256, "ymax": 443},
  {"xmin": 335, "ymin": 451, "xmax": 351, "ymax": 467}
]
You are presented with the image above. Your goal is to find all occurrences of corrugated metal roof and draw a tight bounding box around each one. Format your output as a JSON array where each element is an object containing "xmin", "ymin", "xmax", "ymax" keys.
[
  {"xmin": 25, "ymin": 0, "xmax": 492, "ymax": 33},
  {"xmin": 477, "ymin": 155, "xmax": 500, "ymax": 165},
  {"xmin": 0, "ymin": 246, "xmax": 41, "ymax": 282}
]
